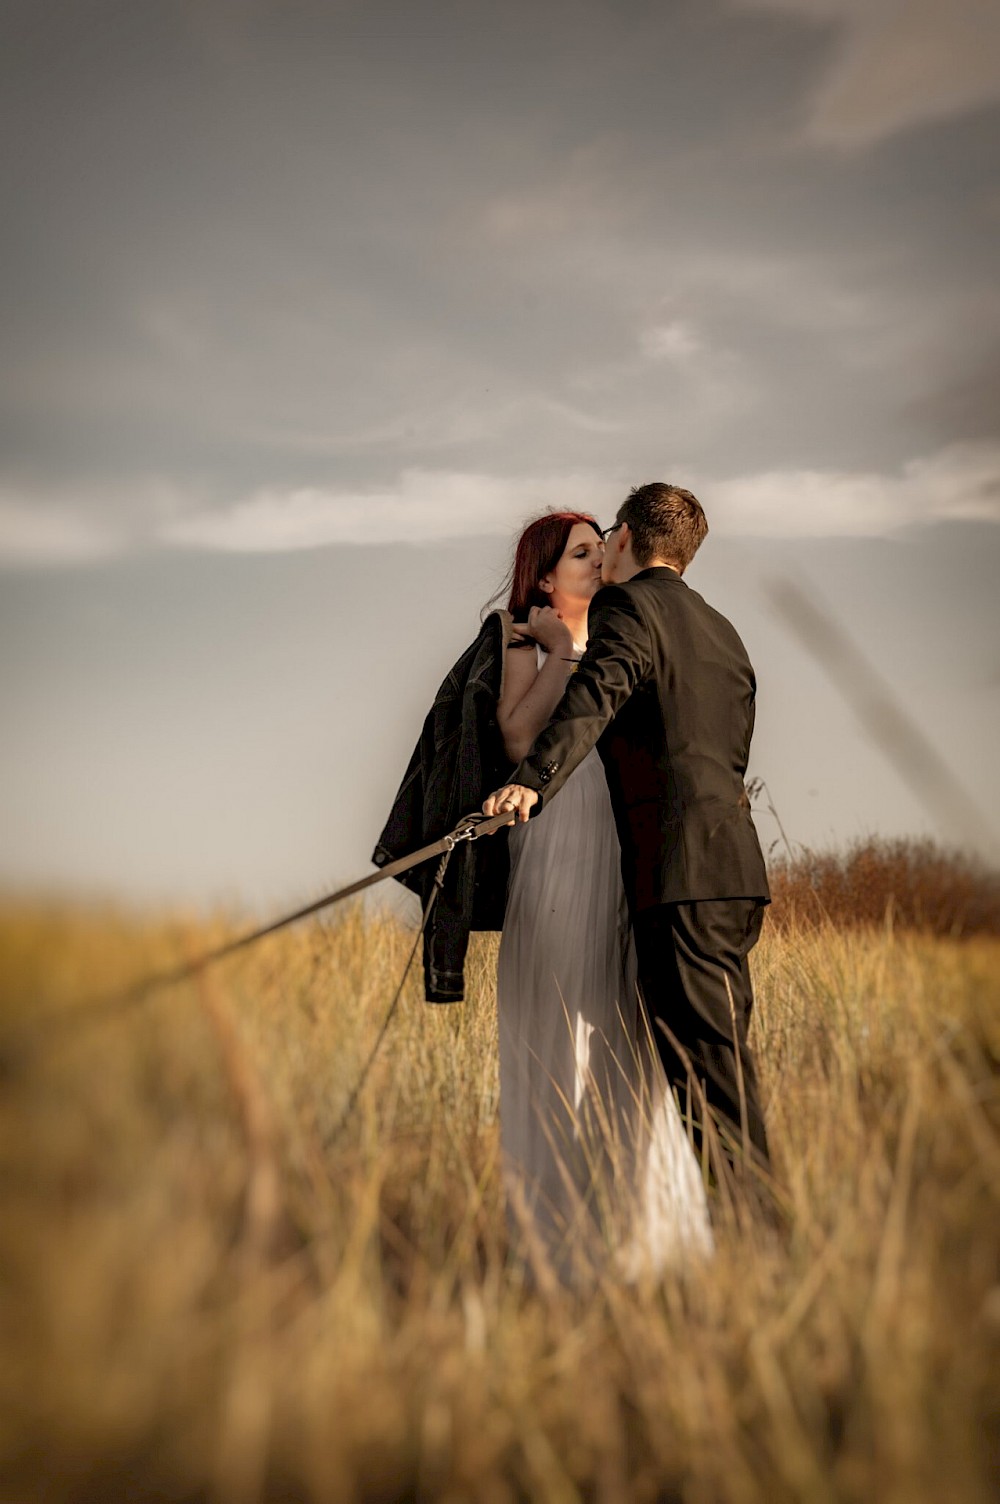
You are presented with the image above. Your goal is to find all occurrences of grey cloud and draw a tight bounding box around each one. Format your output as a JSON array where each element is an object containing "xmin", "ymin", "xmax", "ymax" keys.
[
  {"xmin": 5, "ymin": 442, "xmax": 998, "ymax": 567},
  {"xmin": 731, "ymin": 0, "xmax": 1000, "ymax": 146},
  {"xmin": 0, "ymin": 498, "xmax": 126, "ymax": 567},
  {"xmin": 907, "ymin": 345, "xmax": 1000, "ymax": 446},
  {"xmin": 1, "ymin": 0, "xmax": 998, "ymax": 541},
  {"xmin": 157, "ymin": 443, "xmax": 1000, "ymax": 553}
]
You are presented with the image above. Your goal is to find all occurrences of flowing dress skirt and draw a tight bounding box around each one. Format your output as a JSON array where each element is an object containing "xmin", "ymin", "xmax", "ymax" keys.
[{"xmin": 496, "ymin": 744, "xmax": 713, "ymax": 1283}]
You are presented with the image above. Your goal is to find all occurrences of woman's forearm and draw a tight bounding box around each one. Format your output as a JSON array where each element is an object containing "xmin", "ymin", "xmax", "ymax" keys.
[{"xmin": 500, "ymin": 652, "xmax": 579, "ymax": 763}]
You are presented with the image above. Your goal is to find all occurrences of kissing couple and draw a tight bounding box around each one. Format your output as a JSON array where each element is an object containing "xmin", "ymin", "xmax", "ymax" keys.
[{"xmin": 375, "ymin": 483, "xmax": 773, "ymax": 1285}]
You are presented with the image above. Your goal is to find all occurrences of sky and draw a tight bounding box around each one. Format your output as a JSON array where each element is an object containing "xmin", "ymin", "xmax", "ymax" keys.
[{"xmin": 1, "ymin": 0, "xmax": 998, "ymax": 911}]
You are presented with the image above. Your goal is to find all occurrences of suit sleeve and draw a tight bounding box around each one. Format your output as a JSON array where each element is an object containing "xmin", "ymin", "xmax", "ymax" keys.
[{"xmin": 511, "ymin": 584, "xmax": 653, "ymax": 808}]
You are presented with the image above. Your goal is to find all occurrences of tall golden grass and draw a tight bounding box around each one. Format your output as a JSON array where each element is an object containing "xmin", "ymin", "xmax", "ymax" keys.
[{"xmin": 1, "ymin": 876, "xmax": 998, "ymax": 1502}]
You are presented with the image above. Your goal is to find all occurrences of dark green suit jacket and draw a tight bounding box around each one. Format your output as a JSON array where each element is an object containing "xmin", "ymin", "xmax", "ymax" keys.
[{"xmin": 512, "ymin": 567, "xmax": 770, "ymax": 912}]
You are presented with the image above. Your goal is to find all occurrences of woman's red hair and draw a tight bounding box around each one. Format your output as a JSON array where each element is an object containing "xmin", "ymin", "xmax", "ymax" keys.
[{"xmin": 502, "ymin": 512, "xmax": 603, "ymax": 618}]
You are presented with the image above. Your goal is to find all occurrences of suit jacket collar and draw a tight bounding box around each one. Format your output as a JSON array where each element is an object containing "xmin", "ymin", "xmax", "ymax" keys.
[{"xmin": 631, "ymin": 566, "xmax": 686, "ymax": 585}]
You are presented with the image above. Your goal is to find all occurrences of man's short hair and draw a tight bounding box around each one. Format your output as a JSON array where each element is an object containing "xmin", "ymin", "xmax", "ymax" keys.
[{"xmin": 618, "ymin": 483, "xmax": 708, "ymax": 571}]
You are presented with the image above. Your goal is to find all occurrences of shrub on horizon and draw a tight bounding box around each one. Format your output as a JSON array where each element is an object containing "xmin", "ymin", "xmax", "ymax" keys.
[{"xmin": 766, "ymin": 836, "xmax": 1000, "ymax": 938}]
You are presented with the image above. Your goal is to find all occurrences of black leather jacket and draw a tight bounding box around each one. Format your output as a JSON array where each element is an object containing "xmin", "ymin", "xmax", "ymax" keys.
[{"xmin": 372, "ymin": 610, "xmax": 516, "ymax": 1002}]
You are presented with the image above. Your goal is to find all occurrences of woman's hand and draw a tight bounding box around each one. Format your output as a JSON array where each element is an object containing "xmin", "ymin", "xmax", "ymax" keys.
[{"xmin": 523, "ymin": 605, "xmax": 574, "ymax": 656}]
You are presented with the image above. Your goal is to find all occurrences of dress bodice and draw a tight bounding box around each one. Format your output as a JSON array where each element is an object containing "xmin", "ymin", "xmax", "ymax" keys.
[{"xmin": 534, "ymin": 641, "xmax": 586, "ymax": 670}]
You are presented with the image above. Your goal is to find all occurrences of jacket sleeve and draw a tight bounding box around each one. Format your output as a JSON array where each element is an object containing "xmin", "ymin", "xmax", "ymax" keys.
[{"xmin": 511, "ymin": 584, "xmax": 652, "ymax": 807}]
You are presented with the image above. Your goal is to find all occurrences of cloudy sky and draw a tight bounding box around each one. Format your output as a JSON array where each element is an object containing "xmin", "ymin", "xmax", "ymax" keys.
[{"xmin": 2, "ymin": 0, "xmax": 998, "ymax": 909}]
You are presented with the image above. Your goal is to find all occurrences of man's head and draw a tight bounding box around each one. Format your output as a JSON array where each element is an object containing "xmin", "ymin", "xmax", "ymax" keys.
[{"xmin": 601, "ymin": 483, "xmax": 708, "ymax": 584}]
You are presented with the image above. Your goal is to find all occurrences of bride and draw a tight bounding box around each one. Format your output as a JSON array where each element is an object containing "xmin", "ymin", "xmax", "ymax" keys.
[{"xmin": 492, "ymin": 512, "xmax": 712, "ymax": 1285}]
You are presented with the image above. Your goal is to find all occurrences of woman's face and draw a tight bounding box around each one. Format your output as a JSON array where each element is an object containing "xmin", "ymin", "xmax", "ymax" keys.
[{"xmin": 541, "ymin": 522, "xmax": 605, "ymax": 608}]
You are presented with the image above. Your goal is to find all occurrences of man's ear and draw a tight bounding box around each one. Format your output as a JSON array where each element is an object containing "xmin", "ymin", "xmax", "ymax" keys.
[{"xmin": 615, "ymin": 522, "xmax": 630, "ymax": 552}]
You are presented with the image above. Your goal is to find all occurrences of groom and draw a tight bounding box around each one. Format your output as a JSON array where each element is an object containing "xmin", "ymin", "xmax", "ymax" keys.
[{"xmin": 484, "ymin": 483, "xmax": 772, "ymax": 1177}]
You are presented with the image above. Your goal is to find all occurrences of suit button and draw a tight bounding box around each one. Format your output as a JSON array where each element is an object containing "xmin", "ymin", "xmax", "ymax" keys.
[{"xmin": 539, "ymin": 760, "xmax": 559, "ymax": 785}]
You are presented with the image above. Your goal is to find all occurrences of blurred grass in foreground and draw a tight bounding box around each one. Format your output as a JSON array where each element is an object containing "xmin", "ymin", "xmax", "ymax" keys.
[{"xmin": 1, "ymin": 848, "xmax": 999, "ymax": 1503}]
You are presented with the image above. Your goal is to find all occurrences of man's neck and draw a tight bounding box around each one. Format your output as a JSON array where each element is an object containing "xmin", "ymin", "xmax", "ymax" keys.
[{"xmin": 622, "ymin": 557, "xmax": 680, "ymax": 580}]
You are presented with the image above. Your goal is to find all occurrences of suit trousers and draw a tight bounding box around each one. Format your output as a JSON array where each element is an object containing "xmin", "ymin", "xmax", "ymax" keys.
[{"xmin": 633, "ymin": 899, "xmax": 771, "ymax": 1174}]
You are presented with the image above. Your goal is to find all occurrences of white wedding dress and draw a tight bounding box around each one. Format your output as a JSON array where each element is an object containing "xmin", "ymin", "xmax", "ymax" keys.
[{"xmin": 496, "ymin": 644, "xmax": 713, "ymax": 1284}]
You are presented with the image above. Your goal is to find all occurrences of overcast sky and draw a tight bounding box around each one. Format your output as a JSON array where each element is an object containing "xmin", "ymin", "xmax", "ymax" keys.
[{"xmin": 2, "ymin": 0, "xmax": 998, "ymax": 909}]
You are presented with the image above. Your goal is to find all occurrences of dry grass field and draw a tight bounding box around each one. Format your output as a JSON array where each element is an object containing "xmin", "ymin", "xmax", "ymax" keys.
[{"xmin": 1, "ymin": 843, "xmax": 998, "ymax": 1503}]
